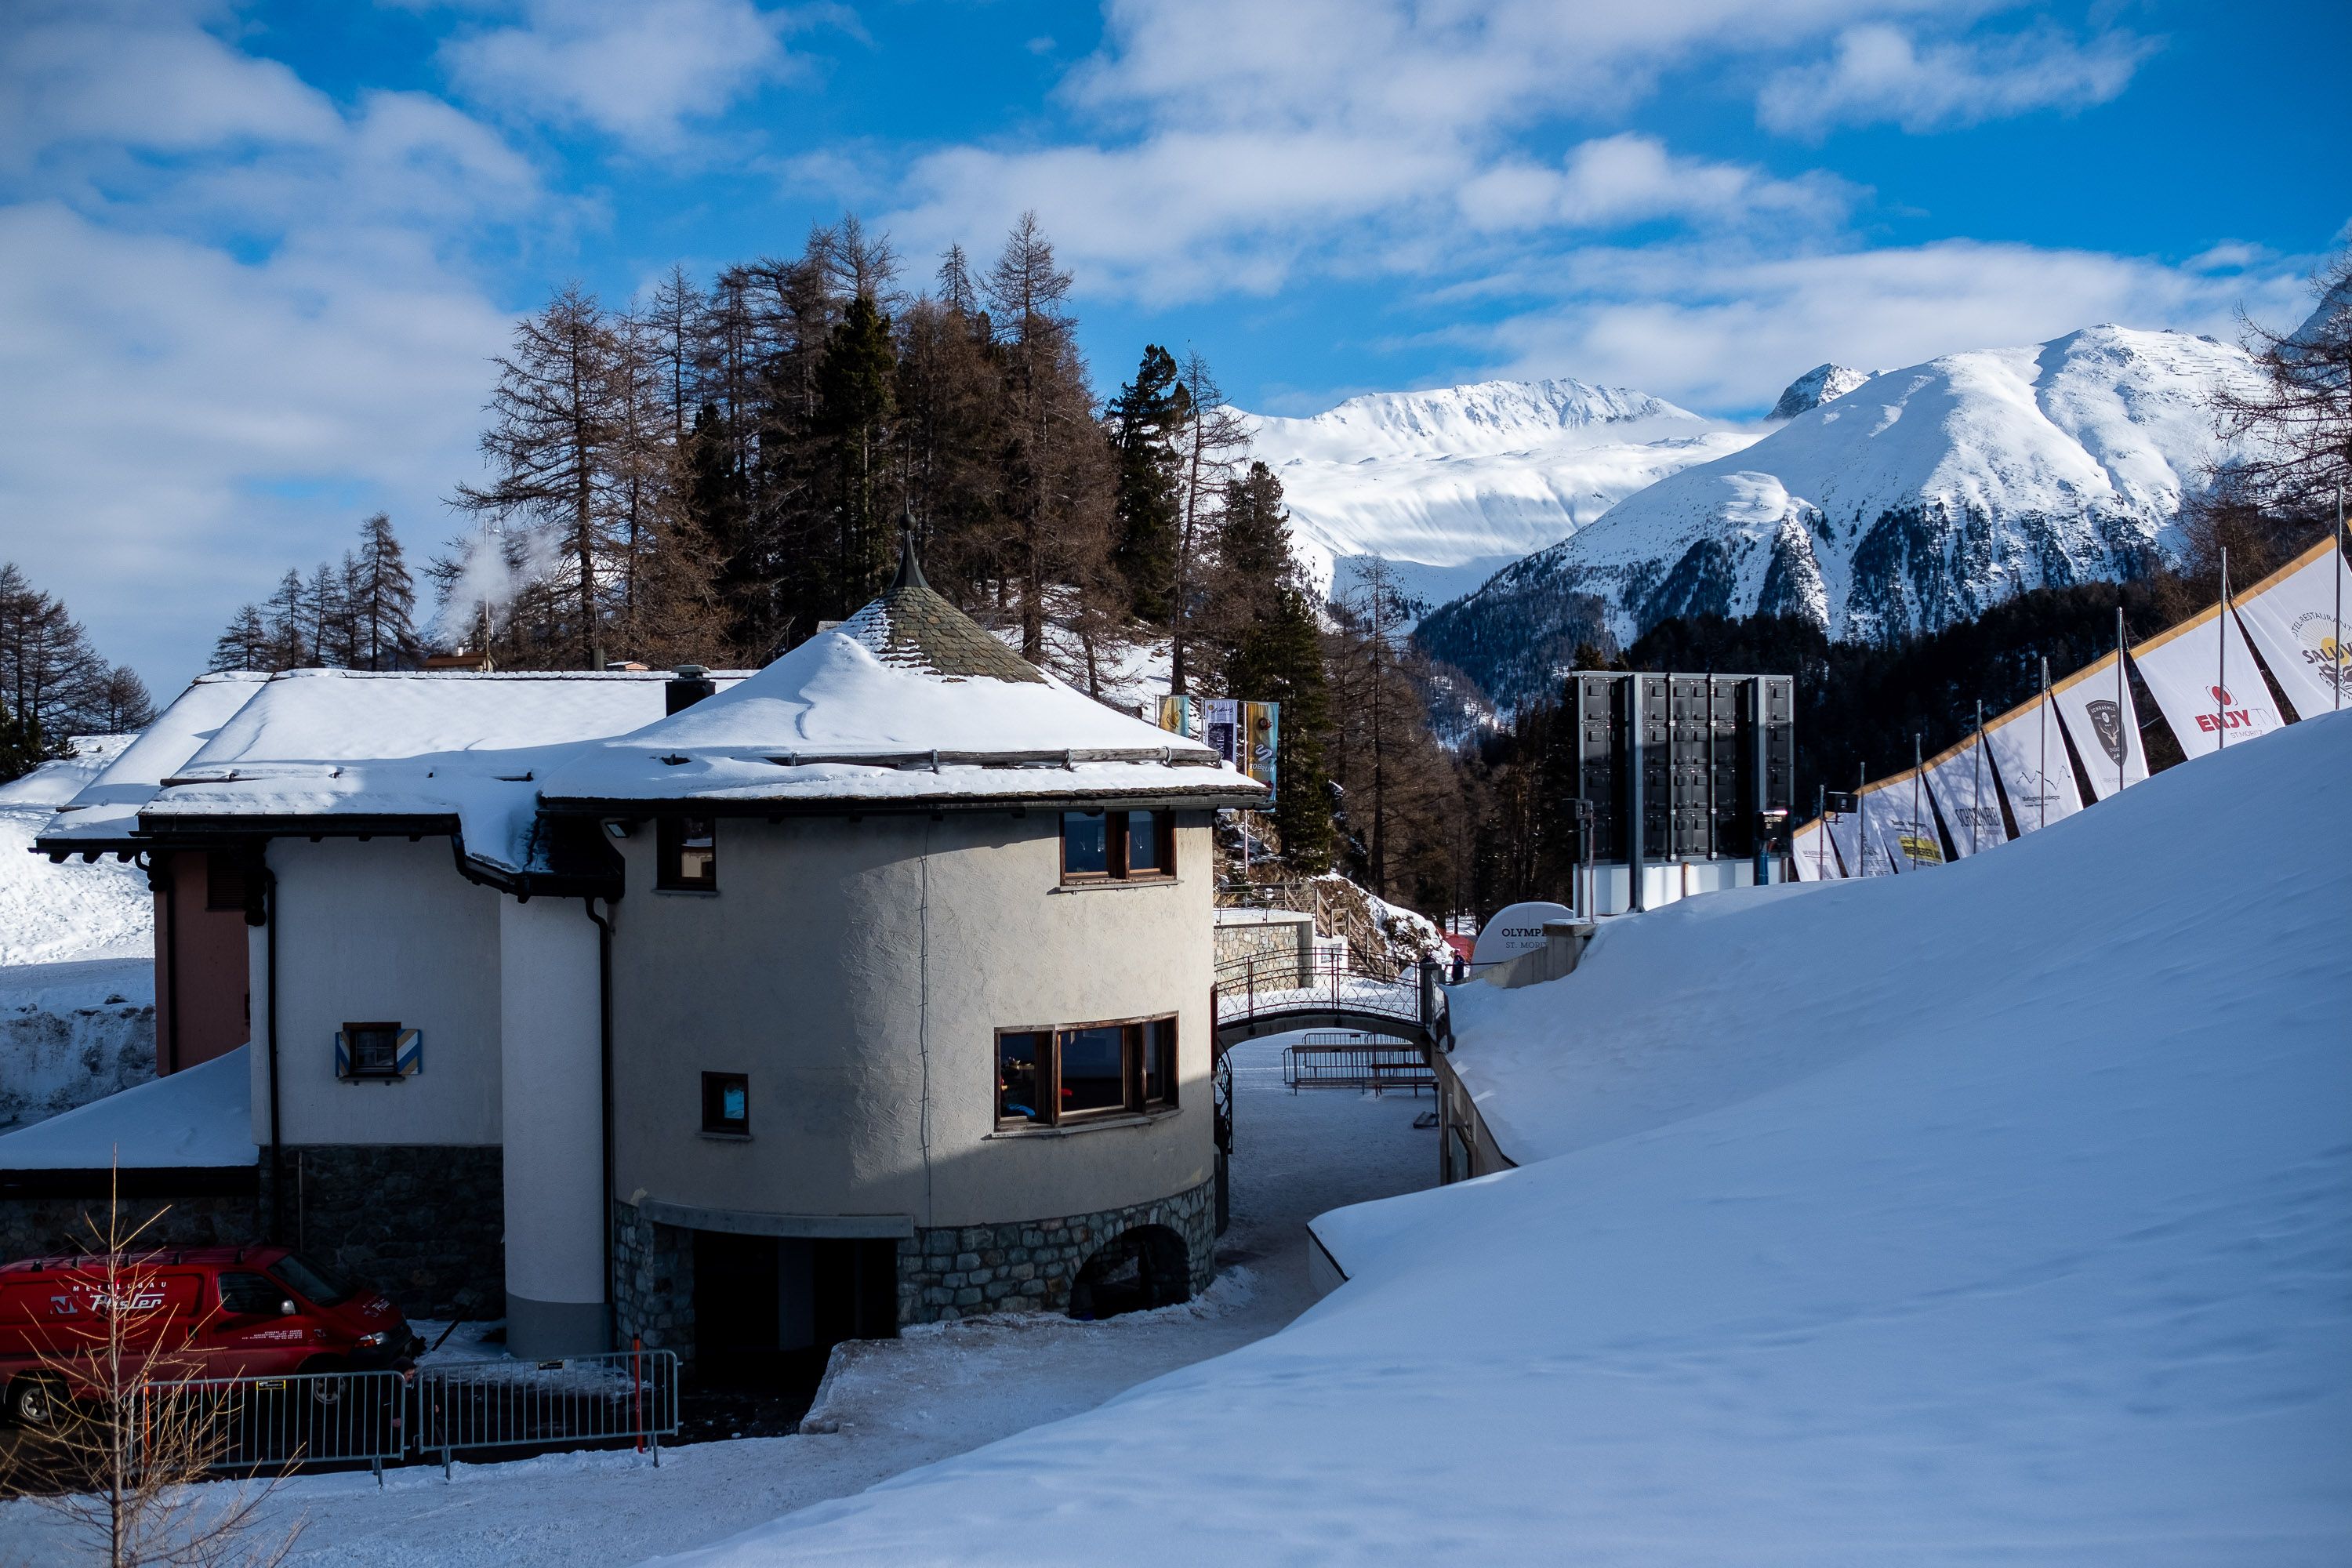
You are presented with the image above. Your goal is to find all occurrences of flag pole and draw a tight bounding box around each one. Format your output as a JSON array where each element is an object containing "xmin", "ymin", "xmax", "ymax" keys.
[
  {"xmin": 1857, "ymin": 762, "xmax": 1868, "ymax": 876},
  {"xmin": 2038, "ymin": 656, "xmax": 2051, "ymax": 830},
  {"xmin": 1911, "ymin": 732, "xmax": 1923, "ymax": 869},
  {"xmin": 2334, "ymin": 482, "xmax": 2343, "ymax": 713},
  {"xmin": 2217, "ymin": 547, "xmax": 2230, "ymax": 750},
  {"xmin": 1815, "ymin": 782, "xmax": 1826, "ymax": 879},
  {"xmin": 1972, "ymin": 700, "xmax": 1985, "ymax": 854},
  {"xmin": 2115, "ymin": 604, "xmax": 2127, "ymax": 797}
]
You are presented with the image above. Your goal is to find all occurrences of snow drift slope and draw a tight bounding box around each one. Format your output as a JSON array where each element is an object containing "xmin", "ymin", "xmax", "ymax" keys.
[
  {"xmin": 0, "ymin": 740, "xmax": 151, "ymax": 966},
  {"xmin": 1419, "ymin": 326, "xmax": 2264, "ymax": 706},
  {"xmin": 1240, "ymin": 379, "xmax": 1758, "ymax": 608},
  {"xmin": 666, "ymin": 711, "xmax": 2352, "ymax": 1566}
]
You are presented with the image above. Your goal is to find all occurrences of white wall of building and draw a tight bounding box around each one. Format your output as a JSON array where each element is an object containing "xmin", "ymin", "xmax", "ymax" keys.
[
  {"xmin": 498, "ymin": 895, "xmax": 606, "ymax": 1356},
  {"xmin": 248, "ymin": 837, "xmax": 503, "ymax": 1149}
]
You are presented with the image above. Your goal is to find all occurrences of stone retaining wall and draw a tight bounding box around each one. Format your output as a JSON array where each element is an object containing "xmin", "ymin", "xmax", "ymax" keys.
[
  {"xmin": 0, "ymin": 1185, "xmax": 256, "ymax": 1262},
  {"xmin": 267, "ymin": 1145, "xmax": 505, "ymax": 1319},
  {"xmin": 895, "ymin": 1176, "xmax": 1218, "ymax": 1323},
  {"xmin": 610, "ymin": 1199, "xmax": 694, "ymax": 1359}
]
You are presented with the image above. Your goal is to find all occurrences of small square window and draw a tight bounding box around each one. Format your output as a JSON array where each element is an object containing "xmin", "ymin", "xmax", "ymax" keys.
[
  {"xmin": 1060, "ymin": 811, "xmax": 1176, "ymax": 884},
  {"xmin": 659, "ymin": 815, "xmax": 718, "ymax": 891},
  {"xmin": 337, "ymin": 1022, "xmax": 409, "ymax": 1080},
  {"xmin": 702, "ymin": 1072, "xmax": 749, "ymax": 1135}
]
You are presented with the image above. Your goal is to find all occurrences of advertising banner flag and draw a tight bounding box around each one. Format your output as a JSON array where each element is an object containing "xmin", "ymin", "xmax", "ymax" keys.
[
  {"xmin": 2231, "ymin": 535, "xmax": 2352, "ymax": 719},
  {"xmin": 1241, "ymin": 701, "xmax": 1280, "ymax": 804},
  {"xmin": 1789, "ymin": 818, "xmax": 1839, "ymax": 880},
  {"xmin": 1980, "ymin": 687, "xmax": 2082, "ymax": 834},
  {"xmin": 2047, "ymin": 650, "xmax": 2147, "ymax": 802},
  {"xmin": 1205, "ymin": 699, "xmax": 1241, "ymax": 768},
  {"xmin": 1920, "ymin": 735, "xmax": 2005, "ymax": 857},
  {"xmin": 1821, "ymin": 806, "xmax": 1865, "ymax": 878},
  {"xmin": 1863, "ymin": 770, "xmax": 1942, "ymax": 871},
  {"xmin": 1155, "ymin": 695, "xmax": 1199, "ymax": 740},
  {"xmin": 2130, "ymin": 601, "xmax": 2286, "ymax": 761}
]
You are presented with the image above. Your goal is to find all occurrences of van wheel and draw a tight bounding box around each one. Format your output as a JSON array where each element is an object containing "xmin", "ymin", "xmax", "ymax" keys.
[
  {"xmin": 299, "ymin": 1357, "xmax": 347, "ymax": 1405},
  {"xmin": 6, "ymin": 1376, "xmax": 61, "ymax": 1428}
]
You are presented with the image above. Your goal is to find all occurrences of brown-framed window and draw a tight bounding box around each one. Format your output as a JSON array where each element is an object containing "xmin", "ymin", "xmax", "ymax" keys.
[
  {"xmin": 1059, "ymin": 811, "xmax": 1174, "ymax": 883},
  {"xmin": 336, "ymin": 1021, "xmax": 408, "ymax": 1080},
  {"xmin": 659, "ymin": 815, "xmax": 717, "ymax": 891},
  {"xmin": 702, "ymin": 1071, "xmax": 750, "ymax": 1135},
  {"xmin": 995, "ymin": 1016, "xmax": 1178, "ymax": 1127}
]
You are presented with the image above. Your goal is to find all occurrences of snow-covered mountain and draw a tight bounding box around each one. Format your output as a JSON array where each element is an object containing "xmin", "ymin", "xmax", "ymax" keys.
[
  {"xmin": 1769, "ymin": 363, "xmax": 1877, "ymax": 420},
  {"xmin": 1418, "ymin": 325, "xmax": 2264, "ymax": 707},
  {"xmin": 1239, "ymin": 379, "xmax": 1760, "ymax": 612}
]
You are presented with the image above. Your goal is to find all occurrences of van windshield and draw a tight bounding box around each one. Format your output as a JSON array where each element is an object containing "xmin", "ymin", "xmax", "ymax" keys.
[{"xmin": 268, "ymin": 1252, "xmax": 356, "ymax": 1308}]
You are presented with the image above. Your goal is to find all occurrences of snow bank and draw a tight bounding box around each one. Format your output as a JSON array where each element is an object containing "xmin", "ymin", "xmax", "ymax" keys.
[
  {"xmin": 0, "ymin": 957, "xmax": 156, "ymax": 1132},
  {"xmin": 0, "ymin": 736, "xmax": 134, "ymax": 807},
  {"xmin": 666, "ymin": 710, "xmax": 2352, "ymax": 1566},
  {"xmin": 0, "ymin": 1043, "xmax": 250, "ymax": 1169},
  {"xmin": 0, "ymin": 807, "xmax": 151, "ymax": 967}
]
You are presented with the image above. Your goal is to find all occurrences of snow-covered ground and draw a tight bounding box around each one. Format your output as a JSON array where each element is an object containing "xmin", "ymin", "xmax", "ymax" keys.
[
  {"xmin": 0, "ymin": 1036, "xmax": 1436, "ymax": 1566},
  {"xmin": 0, "ymin": 739, "xmax": 151, "ymax": 968},
  {"xmin": 640, "ymin": 710, "xmax": 2352, "ymax": 1565}
]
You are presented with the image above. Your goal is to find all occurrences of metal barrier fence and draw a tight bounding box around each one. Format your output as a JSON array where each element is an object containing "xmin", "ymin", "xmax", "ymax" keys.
[
  {"xmin": 136, "ymin": 1369, "xmax": 408, "ymax": 1481},
  {"xmin": 1283, "ymin": 1033, "xmax": 1435, "ymax": 1094},
  {"xmin": 1214, "ymin": 949, "xmax": 1444, "ymax": 1042},
  {"xmin": 415, "ymin": 1349, "xmax": 678, "ymax": 1476}
]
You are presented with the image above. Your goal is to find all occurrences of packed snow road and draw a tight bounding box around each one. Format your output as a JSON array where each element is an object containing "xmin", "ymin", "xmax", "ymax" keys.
[{"xmin": 0, "ymin": 1036, "xmax": 1436, "ymax": 1567}]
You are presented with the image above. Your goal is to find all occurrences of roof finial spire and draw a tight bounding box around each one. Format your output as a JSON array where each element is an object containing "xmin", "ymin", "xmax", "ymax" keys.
[{"xmin": 891, "ymin": 504, "xmax": 929, "ymax": 592}]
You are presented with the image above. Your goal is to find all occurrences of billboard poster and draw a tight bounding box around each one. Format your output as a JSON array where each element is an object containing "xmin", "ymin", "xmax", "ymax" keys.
[
  {"xmin": 2130, "ymin": 601, "xmax": 2286, "ymax": 761},
  {"xmin": 1242, "ymin": 701, "xmax": 1279, "ymax": 804},
  {"xmin": 1205, "ymin": 699, "xmax": 1240, "ymax": 768},
  {"xmin": 2048, "ymin": 651, "xmax": 2148, "ymax": 802},
  {"xmin": 1789, "ymin": 819, "xmax": 1840, "ymax": 880},
  {"xmin": 1820, "ymin": 805, "xmax": 1864, "ymax": 877},
  {"xmin": 2230, "ymin": 535, "xmax": 2352, "ymax": 720},
  {"xmin": 1980, "ymin": 688, "xmax": 2083, "ymax": 835},
  {"xmin": 1920, "ymin": 735, "xmax": 2005, "ymax": 857},
  {"xmin": 1864, "ymin": 771, "xmax": 1943, "ymax": 870},
  {"xmin": 1155, "ymin": 694, "xmax": 1199, "ymax": 740}
]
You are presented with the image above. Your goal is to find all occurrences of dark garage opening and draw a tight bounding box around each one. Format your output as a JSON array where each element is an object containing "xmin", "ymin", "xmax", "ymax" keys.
[
  {"xmin": 691, "ymin": 1231, "xmax": 898, "ymax": 1402},
  {"xmin": 1068, "ymin": 1224, "xmax": 1190, "ymax": 1319}
]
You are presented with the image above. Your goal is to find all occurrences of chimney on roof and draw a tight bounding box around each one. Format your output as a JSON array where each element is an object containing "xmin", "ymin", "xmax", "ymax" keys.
[{"xmin": 666, "ymin": 663, "xmax": 716, "ymax": 714}]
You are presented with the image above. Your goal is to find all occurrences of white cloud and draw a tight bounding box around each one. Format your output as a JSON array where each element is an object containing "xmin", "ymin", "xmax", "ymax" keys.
[
  {"xmin": 441, "ymin": 0, "xmax": 808, "ymax": 147},
  {"xmin": 1459, "ymin": 135, "xmax": 1853, "ymax": 233},
  {"xmin": 1472, "ymin": 241, "xmax": 2311, "ymax": 412},
  {"xmin": 1757, "ymin": 22, "xmax": 2155, "ymax": 136},
  {"xmin": 0, "ymin": 4, "xmax": 550, "ymax": 691}
]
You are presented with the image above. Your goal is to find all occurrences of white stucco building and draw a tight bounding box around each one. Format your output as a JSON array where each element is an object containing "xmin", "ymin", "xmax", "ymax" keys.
[{"xmin": 13, "ymin": 546, "xmax": 1261, "ymax": 1367}]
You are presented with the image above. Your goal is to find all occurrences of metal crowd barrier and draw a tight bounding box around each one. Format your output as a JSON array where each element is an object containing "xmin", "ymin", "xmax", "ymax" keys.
[
  {"xmin": 136, "ymin": 1368, "xmax": 408, "ymax": 1482},
  {"xmin": 415, "ymin": 1348, "xmax": 679, "ymax": 1476},
  {"xmin": 1283, "ymin": 1033, "xmax": 1436, "ymax": 1094}
]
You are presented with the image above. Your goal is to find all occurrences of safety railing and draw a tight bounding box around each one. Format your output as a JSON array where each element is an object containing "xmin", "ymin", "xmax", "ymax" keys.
[
  {"xmin": 1213, "ymin": 949, "xmax": 1446, "ymax": 1042},
  {"xmin": 1283, "ymin": 1033, "xmax": 1435, "ymax": 1094},
  {"xmin": 136, "ymin": 1368, "xmax": 409, "ymax": 1481},
  {"xmin": 414, "ymin": 1348, "xmax": 678, "ymax": 1475}
]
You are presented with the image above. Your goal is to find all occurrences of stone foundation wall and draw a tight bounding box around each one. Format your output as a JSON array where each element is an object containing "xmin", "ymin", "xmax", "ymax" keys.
[
  {"xmin": 610, "ymin": 1200, "xmax": 695, "ymax": 1359},
  {"xmin": 269, "ymin": 1145, "xmax": 504, "ymax": 1320},
  {"xmin": 895, "ymin": 1177, "xmax": 1218, "ymax": 1324},
  {"xmin": 1211, "ymin": 913, "xmax": 1314, "ymax": 979},
  {"xmin": 0, "ymin": 1185, "xmax": 256, "ymax": 1262}
]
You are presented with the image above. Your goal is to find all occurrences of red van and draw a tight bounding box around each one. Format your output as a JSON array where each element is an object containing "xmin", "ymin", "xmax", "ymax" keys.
[{"xmin": 0, "ymin": 1246, "xmax": 423, "ymax": 1426}]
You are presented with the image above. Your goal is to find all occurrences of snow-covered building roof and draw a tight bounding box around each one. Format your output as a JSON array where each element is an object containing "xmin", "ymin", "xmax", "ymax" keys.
[
  {"xmin": 535, "ymin": 553, "xmax": 1262, "ymax": 813},
  {"xmin": 0, "ymin": 1044, "xmax": 252, "ymax": 1170},
  {"xmin": 35, "ymin": 673, "xmax": 269, "ymax": 848}
]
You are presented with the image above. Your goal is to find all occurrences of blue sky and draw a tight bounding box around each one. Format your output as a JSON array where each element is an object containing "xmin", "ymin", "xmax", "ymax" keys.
[{"xmin": 2, "ymin": 0, "xmax": 2346, "ymax": 692}]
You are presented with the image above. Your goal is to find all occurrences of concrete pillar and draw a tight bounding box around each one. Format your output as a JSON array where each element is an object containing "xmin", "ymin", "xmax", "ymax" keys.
[{"xmin": 499, "ymin": 896, "xmax": 606, "ymax": 1358}]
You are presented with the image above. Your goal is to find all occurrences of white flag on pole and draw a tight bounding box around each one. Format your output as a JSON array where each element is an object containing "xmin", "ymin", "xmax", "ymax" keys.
[
  {"xmin": 2230, "ymin": 536, "xmax": 2352, "ymax": 719},
  {"xmin": 1920, "ymin": 735, "xmax": 2005, "ymax": 856},
  {"xmin": 2049, "ymin": 651, "xmax": 2148, "ymax": 802},
  {"xmin": 1862, "ymin": 770, "xmax": 1942, "ymax": 871},
  {"xmin": 1789, "ymin": 819, "xmax": 1839, "ymax": 880},
  {"xmin": 2131, "ymin": 602, "xmax": 2286, "ymax": 760},
  {"xmin": 1980, "ymin": 688, "xmax": 2083, "ymax": 834}
]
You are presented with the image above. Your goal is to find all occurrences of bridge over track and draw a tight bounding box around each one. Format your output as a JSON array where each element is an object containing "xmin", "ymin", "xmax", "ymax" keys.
[{"xmin": 1212, "ymin": 950, "xmax": 1449, "ymax": 1051}]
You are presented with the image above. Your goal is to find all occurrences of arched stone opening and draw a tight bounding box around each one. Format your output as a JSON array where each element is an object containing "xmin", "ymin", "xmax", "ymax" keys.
[{"xmin": 1067, "ymin": 1223, "xmax": 1190, "ymax": 1319}]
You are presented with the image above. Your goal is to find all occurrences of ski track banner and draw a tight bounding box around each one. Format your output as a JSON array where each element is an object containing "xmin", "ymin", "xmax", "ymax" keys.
[
  {"xmin": 2231, "ymin": 535, "xmax": 2352, "ymax": 720},
  {"xmin": 1790, "ymin": 818, "xmax": 1839, "ymax": 880},
  {"xmin": 2131, "ymin": 600, "xmax": 2288, "ymax": 761},
  {"xmin": 1863, "ymin": 771, "xmax": 1943, "ymax": 871},
  {"xmin": 1921, "ymin": 735, "xmax": 2006, "ymax": 857},
  {"xmin": 1980, "ymin": 686, "xmax": 2083, "ymax": 835},
  {"xmin": 1822, "ymin": 806, "xmax": 1865, "ymax": 878},
  {"xmin": 2049, "ymin": 651, "xmax": 2150, "ymax": 803},
  {"xmin": 1205, "ymin": 699, "xmax": 1240, "ymax": 768}
]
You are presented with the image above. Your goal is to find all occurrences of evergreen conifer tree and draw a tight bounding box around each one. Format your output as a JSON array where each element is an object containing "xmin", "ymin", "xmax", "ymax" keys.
[
  {"xmin": 1227, "ymin": 580, "xmax": 1337, "ymax": 872},
  {"xmin": 815, "ymin": 292, "xmax": 900, "ymax": 613},
  {"xmin": 1109, "ymin": 344, "xmax": 1185, "ymax": 622}
]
